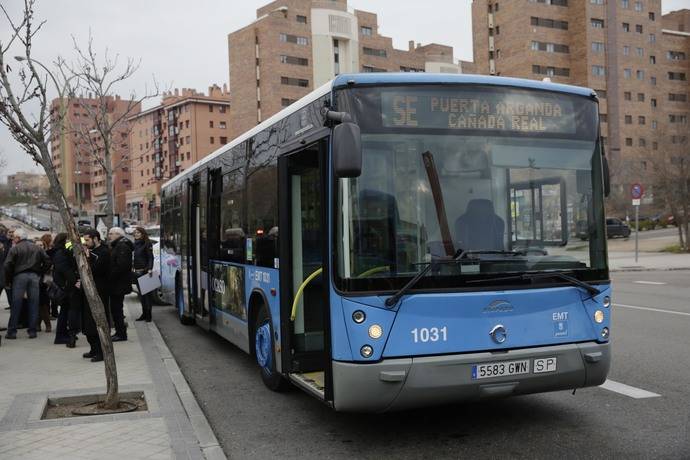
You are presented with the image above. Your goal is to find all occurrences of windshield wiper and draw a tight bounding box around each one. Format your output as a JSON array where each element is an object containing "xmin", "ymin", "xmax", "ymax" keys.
[
  {"xmin": 385, "ymin": 249, "xmax": 467, "ymax": 307},
  {"xmin": 467, "ymin": 271, "xmax": 600, "ymax": 297},
  {"xmin": 459, "ymin": 249, "xmax": 527, "ymax": 258}
]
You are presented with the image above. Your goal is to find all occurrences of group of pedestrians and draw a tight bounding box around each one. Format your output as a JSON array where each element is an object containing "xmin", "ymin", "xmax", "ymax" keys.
[{"xmin": 0, "ymin": 224, "xmax": 156, "ymax": 363}]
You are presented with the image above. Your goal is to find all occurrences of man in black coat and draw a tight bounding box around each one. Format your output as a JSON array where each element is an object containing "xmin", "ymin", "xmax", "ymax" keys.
[
  {"xmin": 107, "ymin": 227, "xmax": 133, "ymax": 342},
  {"xmin": 82, "ymin": 229, "xmax": 111, "ymax": 361}
]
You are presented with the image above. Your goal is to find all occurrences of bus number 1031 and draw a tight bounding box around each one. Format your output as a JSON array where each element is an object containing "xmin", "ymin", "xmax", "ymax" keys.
[{"xmin": 411, "ymin": 327, "xmax": 448, "ymax": 343}]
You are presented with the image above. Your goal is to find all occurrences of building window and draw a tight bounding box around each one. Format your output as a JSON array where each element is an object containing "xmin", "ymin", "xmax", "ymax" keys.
[
  {"xmin": 280, "ymin": 76, "xmax": 309, "ymax": 87},
  {"xmin": 592, "ymin": 65, "xmax": 606, "ymax": 76},
  {"xmin": 638, "ymin": 116, "xmax": 646, "ymax": 124},
  {"xmin": 667, "ymin": 51, "xmax": 687, "ymax": 60},
  {"xmin": 591, "ymin": 18, "xmax": 605, "ymax": 28},
  {"xmin": 637, "ymin": 93, "xmax": 645, "ymax": 102},
  {"xmin": 669, "ymin": 93, "xmax": 688, "ymax": 102},
  {"xmin": 208, "ymin": 104, "xmax": 214, "ymax": 112},
  {"xmin": 296, "ymin": 15, "xmax": 307, "ymax": 24},
  {"xmin": 636, "ymin": 47, "xmax": 644, "ymax": 57},
  {"xmin": 651, "ymin": 98, "xmax": 657, "ymax": 107},
  {"xmin": 668, "ymin": 72, "xmax": 687, "ymax": 81},
  {"xmin": 596, "ymin": 89, "xmax": 607, "ymax": 98},
  {"xmin": 624, "ymin": 68, "xmax": 632, "ymax": 78},
  {"xmin": 219, "ymin": 121, "xmax": 227, "ymax": 129},
  {"xmin": 636, "ymin": 70, "xmax": 645, "ymax": 80},
  {"xmin": 362, "ymin": 65, "xmax": 387, "ymax": 73},
  {"xmin": 280, "ymin": 33, "xmax": 309, "ymax": 46},
  {"xmin": 649, "ymin": 33, "xmax": 655, "ymax": 43},
  {"xmin": 220, "ymin": 136, "xmax": 228, "ymax": 144},
  {"xmin": 625, "ymin": 115, "xmax": 633, "ymax": 124},
  {"xmin": 532, "ymin": 65, "xmax": 570, "ymax": 77},
  {"xmin": 634, "ymin": 1, "xmax": 642, "ymax": 11},
  {"xmin": 621, "ymin": 0, "xmax": 629, "ymax": 7},
  {"xmin": 360, "ymin": 26, "xmax": 372, "ymax": 36},
  {"xmin": 622, "ymin": 22, "xmax": 630, "ymax": 32},
  {"xmin": 624, "ymin": 91, "xmax": 632, "ymax": 100},
  {"xmin": 363, "ymin": 47, "xmax": 387, "ymax": 57},
  {"xmin": 649, "ymin": 55, "xmax": 656, "ymax": 64},
  {"xmin": 651, "ymin": 120, "xmax": 657, "ymax": 129},
  {"xmin": 625, "ymin": 138, "xmax": 633, "ymax": 146},
  {"xmin": 590, "ymin": 0, "xmax": 604, "ymax": 4},
  {"xmin": 400, "ymin": 66, "xmax": 425, "ymax": 72},
  {"xmin": 669, "ymin": 114, "xmax": 688, "ymax": 124},
  {"xmin": 649, "ymin": 12, "xmax": 655, "ymax": 20},
  {"xmin": 333, "ymin": 39, "xmax": 340, "ymax": 75},
  {"xmin": 186, "ymin": 152, "xmax": 191, "ymax": 160},
  {"xmin": 185, "ymin": 120, "xmax": 190, "ymax": 128},
  {"xmin": 591, "ymin": 42, "xmax": 605, "ymax": 53},
  {"xmin": 529, "ymin": 0, "xmax": 567, "ymax": 4},
  {"xmin": 209, "ymin": 121, "xmax": 214, "ymax": 128},
  {"xmin": 219, "ymin": 106, "xmax": 227, "ymax": 113},
  {"xmin": 531, "ymin": 17, "xmax": 569, "ymax": 29},
  {"xmin": 639, "ymin": 138, "xmax": 646, "ymax": 147},
  {"xmin": 210, "ymin": 137, "xmax": 215, "ymax": 144},
  {"xmin": 650, "ymin": 76, "xmax": 656, "ymax": 85},
  {"xmin": 652, "ymin": 142, "xmax": 658, "ymax": 150},
  {"xmin": 623, "ymin": 45, "xmax": 630, "ymax": 55},
  {"xmin": 533, "ymin": 41, "xmax": 570, "ymax": 53},
  {"xmin": 280, "ymin": 55, "xmax": 309, "ymax": 66},
  {"xmin": 635, "ymin": 24, "xmax": 643, "ymax": 34}
]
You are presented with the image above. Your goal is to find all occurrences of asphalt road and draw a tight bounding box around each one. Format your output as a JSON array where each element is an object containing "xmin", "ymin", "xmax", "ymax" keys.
[{"xmin": 154, "ymin": 271, "xmax": 690, "ymax": 459}]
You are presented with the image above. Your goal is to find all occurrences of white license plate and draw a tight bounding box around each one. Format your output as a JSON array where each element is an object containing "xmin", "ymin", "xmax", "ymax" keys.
[{"xmin": 471, "ymin": 359, "xmax": 530, "ymax": 380}]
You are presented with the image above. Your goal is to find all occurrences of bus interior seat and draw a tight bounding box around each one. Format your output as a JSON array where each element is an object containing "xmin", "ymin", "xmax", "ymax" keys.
[
  {"xmin": 454, "ymin": 198, "xmax": 505, "ymax": 251},
  {"xmin": 352, "ymin": 189, "xmax": 400, "ymax": 273}
]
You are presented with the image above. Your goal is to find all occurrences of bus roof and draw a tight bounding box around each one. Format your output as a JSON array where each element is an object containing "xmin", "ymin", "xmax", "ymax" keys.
[
  {"xmin": 333, "ymin": 73, "xmax": 596, "ymax": 98},
  {"xmin": 163, "ymin": 73, "xmax": 595, "ymax": 189}
]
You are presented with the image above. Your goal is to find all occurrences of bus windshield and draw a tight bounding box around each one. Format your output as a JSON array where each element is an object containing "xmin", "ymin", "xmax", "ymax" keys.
[{"xmin": 335, "ymin": 85, "xmax": 607, "ymax": 292}]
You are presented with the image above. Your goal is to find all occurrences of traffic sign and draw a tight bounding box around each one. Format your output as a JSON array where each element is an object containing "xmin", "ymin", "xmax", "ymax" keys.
[
  {"xmin": 631, "ymin": 183, "xmax": 644, "ymax": 199},
  {"xmin": 632, "ymin": 198, "xmax": 641, "ymax": 206}
]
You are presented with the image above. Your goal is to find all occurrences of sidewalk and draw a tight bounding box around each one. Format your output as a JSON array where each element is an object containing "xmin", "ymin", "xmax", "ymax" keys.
[
  {"xmin": 608, "ymin": 251, "xmax": 690, "ymax": 271},
  {"xmin": 0, "ymin": 295, "xmax": 226, "ymax": 460}
]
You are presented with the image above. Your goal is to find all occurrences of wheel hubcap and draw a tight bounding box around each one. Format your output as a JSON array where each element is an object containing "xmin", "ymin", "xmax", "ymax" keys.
[{"xmin": 255, "ymin": 322, "xmax": 272, "ymax": 372}]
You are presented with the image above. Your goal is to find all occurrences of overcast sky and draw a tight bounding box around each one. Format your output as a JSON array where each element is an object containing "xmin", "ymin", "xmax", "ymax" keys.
[{"xmin": 0, "ymin": 0, "xmax": 688, "ymax": 179}]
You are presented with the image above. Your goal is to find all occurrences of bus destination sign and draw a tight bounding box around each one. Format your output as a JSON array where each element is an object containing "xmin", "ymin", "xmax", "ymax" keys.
[{"xmin": 381, "ymin": 91, "xmax": 577, "ymax": 134}]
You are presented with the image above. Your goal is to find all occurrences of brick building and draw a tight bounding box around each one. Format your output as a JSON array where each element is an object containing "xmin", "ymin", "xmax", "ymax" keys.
[
  {"xmin": 7, "ymin": 172, "xmax": 49, "ymax": 196},
  {"xmin": 49, "ymin": 95, "xmax": 139, "ymax": 213},
  {"xmin": 125, "ymin": 85, "xmax": 231, "ymax": 224},
  {"xmin": 471, "ymin": 1, "xmax": 689, "ymax": 207},
  {"xmin": 228, "ymin": 0, "xmax": 472, "ymax": 138}
]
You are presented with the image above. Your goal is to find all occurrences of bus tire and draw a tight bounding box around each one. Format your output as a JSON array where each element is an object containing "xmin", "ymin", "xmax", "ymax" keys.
[{"xmin": 253, "ymin": 304, "xmax": 288, "ymax": 392}]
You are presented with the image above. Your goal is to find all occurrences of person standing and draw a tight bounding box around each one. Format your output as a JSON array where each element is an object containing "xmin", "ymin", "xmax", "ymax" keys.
[
  {"xmin": 132, "ymin": 227, "xmax": 155, "ymax": 322},
  {"xmin": 81, "ymin": 229, "xmax": 110, "ymax": 361},
  {"xmin": 34, "ymin": 239, "xmax": 52, "ymax": 332},
  {"xmin": 50, "ymin": 233, "xmax": 78, "ymax": 345},
  {"xmin": 108, "ymin": 227, "xmax": 133, "ymax": 342},
  {"xmin": 3, "ymin": 228, "xmax": 50, "ymax": 339},
  {"xmin": 0, "ymin": 225, "xmax": 11, "ymax": 330},
  {"xmin": 41, "ymin": 233, "xmax": 58, "ymax": 318}
]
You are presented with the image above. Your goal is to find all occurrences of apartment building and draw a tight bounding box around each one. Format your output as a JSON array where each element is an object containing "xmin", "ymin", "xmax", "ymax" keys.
[
  {"xmin": 227, "ymin": 0, "xmax": 472, "ymax": 138},
  {"xmin": 471, "ymin": 1, "xmax": 689, "ymax": 206},
  {"xmin": 125, "ymin": 85, "xmax": 231, "ymax": 223},
  {"xmin": 49, "ymin": 95, "xmax": 139, "ymax": 213},
  {"xmin": 7, "ymin": 172, "xmax": 49, "ymax": 196}
]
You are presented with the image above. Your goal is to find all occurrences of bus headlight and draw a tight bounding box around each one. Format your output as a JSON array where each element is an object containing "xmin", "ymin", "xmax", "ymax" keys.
[
  {"xmin": 594, "ymin": 310, "xmax": 604, "ymax": 323},
  {"xmin": 601, "ymin": 327, "xmax": 609, "ymax": 339},
  {"xmin": 352, "ymin": 310, "xmax": 366, "ymax": 324},
  {"xmin": 603, "ymin": 296, "xmax": 611, "ymax": 308},
  {"xmin": 368, "ymin": 324, "xmax": 383, "ymax": 339},
  {"xmin": 360, "ymin": 345, "xmax": 373, "ymax": 358}
]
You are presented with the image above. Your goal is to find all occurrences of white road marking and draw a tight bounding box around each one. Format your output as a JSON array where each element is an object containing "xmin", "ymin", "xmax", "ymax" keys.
[
  {"xmin": 614, "ymin": 303, "xmax": 690, "ymax": 317},
  {"xmin": 633, "ymin": 281, "xmax": 667, "ymax": 285},
  {"xmin": 600, "ymin": 379, "xmax": 661, "ymax": 399}
]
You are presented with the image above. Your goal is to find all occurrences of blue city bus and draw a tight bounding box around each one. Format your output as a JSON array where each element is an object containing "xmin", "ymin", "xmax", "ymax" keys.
[{"xmin": 160, "ymin": 73, "xmax": 611, "ymax": 412}]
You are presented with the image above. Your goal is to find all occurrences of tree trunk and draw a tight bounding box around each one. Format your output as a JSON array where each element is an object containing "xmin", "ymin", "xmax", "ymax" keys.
[{"xmin": 39, "ymin": 144, "xmax": 119, "ymax": 408}]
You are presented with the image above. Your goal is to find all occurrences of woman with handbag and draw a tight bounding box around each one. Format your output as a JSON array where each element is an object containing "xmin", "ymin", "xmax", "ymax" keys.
[{"xmin": 132, "ymin": 227, "xmax": 155, "ymax": 322}]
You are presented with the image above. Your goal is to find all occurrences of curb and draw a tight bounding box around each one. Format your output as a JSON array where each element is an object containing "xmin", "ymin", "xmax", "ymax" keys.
[
  {"xmin": 147, "ymin": 322, "xmax": 227, "ymax": 460},
  {"xmin": 610, "ymin": 266, "xmax": 690, "ymax": 272}
]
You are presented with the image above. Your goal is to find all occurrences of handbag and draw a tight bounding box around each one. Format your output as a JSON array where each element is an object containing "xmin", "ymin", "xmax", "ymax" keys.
[{"xmin": 47, "ymin": 282, "xmax": 66, "ymax": 304}]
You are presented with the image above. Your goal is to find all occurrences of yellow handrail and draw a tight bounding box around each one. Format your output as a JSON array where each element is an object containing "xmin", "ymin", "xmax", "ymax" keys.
[
  {"xmin": 356, "ymin": 265, "xmax": 389, "ymax": 278},
  {"xmin": 290, "ymin": 267, "xmax": 323, "ymax": 321}
]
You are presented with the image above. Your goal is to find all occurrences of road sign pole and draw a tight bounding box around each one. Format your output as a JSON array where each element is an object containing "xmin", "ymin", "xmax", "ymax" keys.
[{"xmin": 635, "ymin": 204, "xmax": 639, "ymax": 263}]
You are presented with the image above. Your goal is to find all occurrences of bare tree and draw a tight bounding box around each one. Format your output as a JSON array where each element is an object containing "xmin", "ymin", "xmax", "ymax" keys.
[
  {"xmin": 650, "ymin": 124, "xmax": 690, "ymax": 251},
  {"xmin": 58, "ymin": 35, "xmax": 159, "ymax": 227},
  {"xmin": 0, "ymin": 0, "xmax": 122, "ymax": 409}
]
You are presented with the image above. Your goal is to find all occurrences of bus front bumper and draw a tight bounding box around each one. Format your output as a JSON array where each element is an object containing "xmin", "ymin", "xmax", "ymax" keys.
[{"xmin": 332, "ymin": 341, "xmax": 610, "ymax": 412}]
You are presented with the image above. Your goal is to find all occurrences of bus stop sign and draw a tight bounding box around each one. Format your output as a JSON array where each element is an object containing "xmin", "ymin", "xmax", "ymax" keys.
[{"xmin": 631, "ymin": 183, "xmax": 644, "ymax": 200}]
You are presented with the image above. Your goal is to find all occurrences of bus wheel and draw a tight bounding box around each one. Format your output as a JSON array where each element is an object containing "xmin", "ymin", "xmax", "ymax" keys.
[{"xmin": 254, "ymin": 305, "xmax": 288, "ymax": 391}]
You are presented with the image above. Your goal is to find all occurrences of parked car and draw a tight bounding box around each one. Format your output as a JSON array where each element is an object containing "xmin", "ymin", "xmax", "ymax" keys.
[{"xmin": 606, "ymin": 217, "xmax": 631, "ymax": 238}]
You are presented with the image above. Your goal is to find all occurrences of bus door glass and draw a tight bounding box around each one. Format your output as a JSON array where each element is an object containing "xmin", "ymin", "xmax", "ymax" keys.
[
  {"xmin": 280, "ymin": 140, "xmax": 329, "ymax": 375},
  {"xmin": 510, "ymin": 177, "xmax": 567, "ymax": 248},
  {"xmin": 189, "ymin": 179, "xmax": 207, "ymax": 322}
]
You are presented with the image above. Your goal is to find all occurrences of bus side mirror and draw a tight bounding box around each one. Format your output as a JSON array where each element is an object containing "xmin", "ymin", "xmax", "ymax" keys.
[
  {"xmin": 333, "ymin": 122, "xmax": 362, "ymax": 178},
  {"xmin": 602, "ymin": 155, "xmax": 611, "ymax": 198}
]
